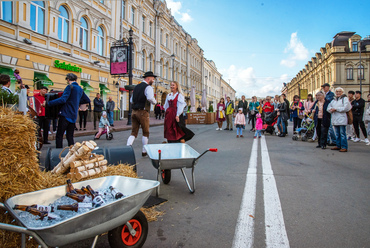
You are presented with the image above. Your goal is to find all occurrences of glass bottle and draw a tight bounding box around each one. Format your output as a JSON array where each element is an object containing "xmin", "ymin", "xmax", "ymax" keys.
[
  {"xmin": 109, "ymin": 186, "xmax": 124, "ymax": 199},
  {"xmin": 86, "ymin": 185, "xmax": 105, "ymax": 207}
]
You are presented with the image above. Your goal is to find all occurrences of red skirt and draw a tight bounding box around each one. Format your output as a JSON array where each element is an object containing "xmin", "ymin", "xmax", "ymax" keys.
[{"xmin": 164, "ymin": 107, "xmax": 185, "ymax": 141}]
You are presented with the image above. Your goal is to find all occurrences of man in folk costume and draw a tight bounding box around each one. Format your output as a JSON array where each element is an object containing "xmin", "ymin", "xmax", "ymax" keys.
[{"xmin": 126, "ymin": 71, "xmax": 157, "ymax": 156}]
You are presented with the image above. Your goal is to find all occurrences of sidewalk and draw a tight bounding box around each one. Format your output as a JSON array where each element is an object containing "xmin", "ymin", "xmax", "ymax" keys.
[{"xmin": 47, "ymin": 117, "xmax": 164, "ymax": 140}]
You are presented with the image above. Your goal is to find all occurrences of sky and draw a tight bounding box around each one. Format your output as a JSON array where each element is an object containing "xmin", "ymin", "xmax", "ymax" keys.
[{"xmin": 165, "ymin": 0, "xmax": 370, "ymax": 98}]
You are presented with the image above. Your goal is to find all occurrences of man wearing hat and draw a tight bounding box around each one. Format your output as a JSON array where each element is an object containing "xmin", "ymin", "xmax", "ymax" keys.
[
  {"xmin": 44, "ymin": 73, "xmax": 90, "ymax": 148},
  {"xmin": 322, "ymin": 83, "xmax": 336, "ymax": 145},
  {"xmin": 126, "ymin": 71, "xmax": 157, "ymax": 156}
]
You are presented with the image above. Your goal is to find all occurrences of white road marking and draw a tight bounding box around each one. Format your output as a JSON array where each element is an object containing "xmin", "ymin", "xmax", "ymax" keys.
[
  {"xmin": 261, "ymin": 136, "xmax": 290, "ymax": 247},
  {"xmin": 232, "ymin": 139, "xmax": 258, "ymax": 248}
]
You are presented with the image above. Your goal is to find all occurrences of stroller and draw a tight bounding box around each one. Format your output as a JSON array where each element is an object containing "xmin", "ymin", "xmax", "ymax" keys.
[
  {"xmin": 94, "ymin": 125, "xmax": 114, "ymax": 140},
  {"xmin": 262, "ymin": 111, "xmax": 278, "ymax": 135},
  {"xmin": 292, "ymin": 115, "xmax": 315, "ymax": 141}
]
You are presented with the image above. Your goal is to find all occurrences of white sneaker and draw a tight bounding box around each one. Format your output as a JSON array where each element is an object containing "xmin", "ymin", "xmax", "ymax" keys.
[
  {"xmin": 216, "ymin": 128, "xmax": 220, "ymax": 130},
  {"xmin": 363, "ymin": 138, "xmax": 369, "ymax": 143},
  {"xmin": 219, "ymin": 128, "xmax": 223, "ymax": 131},
  {"xmin": 353, "ymin": 137, "xmax": 360, "ymax": 142},
  {"xmin": 367, "ymin": 142, "xmax": 370, "ymax": 145}
]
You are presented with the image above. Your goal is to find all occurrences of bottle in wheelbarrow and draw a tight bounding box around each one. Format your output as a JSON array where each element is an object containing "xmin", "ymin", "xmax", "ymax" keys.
[
  {"xmin": 14, "ymin": 204, "xmax": 55, "ymax": 213},
  {"xmin": 86, "ymin": 185, "xmax": 106, "ymax": 207},
  {"xmin": 25, "ymin": 207, "xmax": 60, "ymax": 220},
  {"xmin": 109, "ymin": 186, "xmax": 124, "ymax": 199},
  {"xmin": 65, "ymin": 192, "xmax": 91, "ymax": 203},
  {"xmin": 57, "ymin": 202, "xmax": 93, "ymax": 212}
]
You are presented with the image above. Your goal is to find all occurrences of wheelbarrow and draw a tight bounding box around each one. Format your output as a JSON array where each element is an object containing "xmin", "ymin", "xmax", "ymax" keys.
[
  {"xmin": 144, "ymin": 143, "xmax": 218, "ymax": 196},
  {"xmin": 0, "ymin": 176, "xmax": 159, "ymax": 248}
]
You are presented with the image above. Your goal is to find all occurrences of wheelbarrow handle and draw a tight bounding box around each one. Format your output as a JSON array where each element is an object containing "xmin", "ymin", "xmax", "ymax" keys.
[
  {"xmin": 209, "ymin": 148, "xmax": 218, "ymax": 152},
  {"xmin": 196, "ymin": 148, "xmax": 218, "ymax": 161}
]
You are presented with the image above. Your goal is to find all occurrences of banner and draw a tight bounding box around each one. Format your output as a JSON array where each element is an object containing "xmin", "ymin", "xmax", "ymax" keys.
[
  {"xmin": 110, "ymin": 46, "xmax": 128, "ymax": 75},
  {"xmin": 300, "ymin": 89, "xmax": 308, "ymax": 99}
]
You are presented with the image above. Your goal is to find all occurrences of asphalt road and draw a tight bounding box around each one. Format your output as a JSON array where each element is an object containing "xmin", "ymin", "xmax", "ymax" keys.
[{"xmin": 40, "ymin": 122, "xmax": 370, "ymax": 248}]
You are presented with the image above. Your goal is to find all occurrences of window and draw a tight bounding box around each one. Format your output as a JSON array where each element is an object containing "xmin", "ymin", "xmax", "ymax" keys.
[
  {"xmin": 149, "ymin": 54, "xmax": 153, "ymax": 71},
  {"xmin": 97, "ymin": 26, "xmax": 104, "ymax": 56},
  {"xmin": 141, "ymin": 50, "xmax": 145, "ymax": 71},
  {"xmin": 30, "ymin": 1, "xmax": 45, "ymax": 34},
  {"xmin": 165, "ymin": 34, "xmax": 168, "ymax": 47},
  {"xmin": 352, "ymin": 42, "xmax": 358, "ymax": 52},
  {"xmin": 80, "ymin": 17, "xmax": 88, "ymax": 50},
  {"xmin": 160, "ymin": 29, "xmax": 163, "ymax": 44},
  {"xmin": 346, "ymin": 67, "xmax": 353, "ymax": 80},
  {"xmin": 160, "ymin": 60, "xmax": 163, "ymax": 77},
  {"xmin": 149, "ymin": 21, "xmax": 153, "ymax": 38},
  {"xmin": 142, "ymin": 15, "xmax": 145, "ymax": 33},
  {"xmin": 175, "ymin": 43, "xmax": 178, "ymax": 55},
  {"xmin": 1, "ymin": 1, "xmax": 13, "ymax": 23},
  {"xmin": 358, "ymin": 65, "xmax": 364, "ymax": 80},
  {"xmin": 58, "ymin": 5, "xmax": 69, "ymax": 42},
  {"xmin": 131, "ymin": 6, "xmax": 135, "ymax": 25},
  {"xmin": 165, "ymin": 62, "xmax": 168, "ymax": 79},
  {"xmin": 121, "ymin": 0, "xmax": 125, "ymax": 20}
]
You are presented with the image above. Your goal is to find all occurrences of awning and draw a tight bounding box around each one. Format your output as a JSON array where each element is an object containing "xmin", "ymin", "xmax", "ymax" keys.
[
  {"xmin": 0, "ymin": 67, "xmax": 17, "ymax": 84},
  {"xmin": 81, "ymin": 81, "xmax": 94, "ymax": 91},
  {"xmin": 34, "ymin": 72, "xmax": 54, "ymax": 86},
  {"xmin": 99, "ymin": 84, "xmax": 111, "ymax": 93}
]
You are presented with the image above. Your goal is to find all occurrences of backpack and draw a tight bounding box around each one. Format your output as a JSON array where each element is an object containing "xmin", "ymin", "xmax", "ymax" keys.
[{"xmin": 342, "ymin": 98, "xmax": 353, "ymax": 125}]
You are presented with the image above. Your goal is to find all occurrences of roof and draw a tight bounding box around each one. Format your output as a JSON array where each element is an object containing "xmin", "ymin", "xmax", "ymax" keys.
[{"xmin": 331, "ymin": 31, "xmax": 356, "ymax": 52}]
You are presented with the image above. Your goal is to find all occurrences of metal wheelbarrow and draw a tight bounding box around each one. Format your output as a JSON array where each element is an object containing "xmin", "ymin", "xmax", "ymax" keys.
[
  {"xmin": 144, "ymin": 143, "xmax": 217, "ymax": 196},
  {"xmin": 0, "ymin": 176, "xmax": 159, "ymax": 248}
]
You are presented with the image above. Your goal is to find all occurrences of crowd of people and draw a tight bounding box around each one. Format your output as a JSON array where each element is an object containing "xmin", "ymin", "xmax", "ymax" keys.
[{"xmin": 215, "ymin": 83, "xmax": 370, "ymax": 152}]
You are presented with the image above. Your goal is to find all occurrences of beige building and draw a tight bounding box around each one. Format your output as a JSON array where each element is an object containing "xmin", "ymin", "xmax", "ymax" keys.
[
  {"xmin": 284, "ymin": 31, "xmax": 370, "ymax": 102},
  {"xmin": 0, "ymin": 0, "xmax": 230, "ymax": 118}
]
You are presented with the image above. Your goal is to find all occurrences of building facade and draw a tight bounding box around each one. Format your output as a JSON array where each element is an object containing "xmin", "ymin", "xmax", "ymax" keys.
[
  {"xmin": 0, "ymin": 0, "xmax": 235, "ymax": 117},
  {"xmin": 284, "ymin": 31, "xmax": 370, "ymax": 102}
]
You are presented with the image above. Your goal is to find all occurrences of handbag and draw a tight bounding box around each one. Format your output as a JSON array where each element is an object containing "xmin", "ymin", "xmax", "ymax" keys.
[{"xmin": 346, "ymin": 110, "xmax": 353, "ymax": 125}]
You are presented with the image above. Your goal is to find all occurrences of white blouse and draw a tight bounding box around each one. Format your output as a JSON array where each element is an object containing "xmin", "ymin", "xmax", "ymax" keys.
[{"xmin": 164, "ymin": 92, "xmax": 187, "ymax": 117}]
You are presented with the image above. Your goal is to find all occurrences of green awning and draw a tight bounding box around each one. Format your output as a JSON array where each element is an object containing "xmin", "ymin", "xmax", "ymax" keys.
[
  {"xmin": 99, "ymin": 84, "xmax": 110, "ymax": 93},
  {"xmin": 34, "ymin": 72, "xmax": 54, "ymax": 86},
  {"xmin": 0, "ymin": 67, "xmax": 17, "ymax": 84},
  {"xmin": 81, "ymin": 81, "xmax": 94, "ymax": 91}
]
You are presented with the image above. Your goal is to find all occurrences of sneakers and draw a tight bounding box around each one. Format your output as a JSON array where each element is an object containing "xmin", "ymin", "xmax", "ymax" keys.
[
  {"xmin": 219, "ymin": 128, "xmax": 223, "ymax": 131},
  {"xmin": 254, "ymin": 136, "xmax": 256, "ymax": 139},
  {"xmin": 240, "ymin": 135, "xmax": 244, "ymax": 137},
  {"xmin": 236, "ymin": 135, "xmax": 239, "ymax": 138},
  {"xmin": 353, "ymin": 137, "xmax": 360, "ymax": 142},
  {"xmin": 361, "ymin": 138, "xmax": 369, "ymax": 143},
  {"xmin": 258, "ymin": 136, "xmax": 261, "ymax": 139},
  {"xmin": 216, "ymin": 128, "xmax": 220, "ymax": 130}
]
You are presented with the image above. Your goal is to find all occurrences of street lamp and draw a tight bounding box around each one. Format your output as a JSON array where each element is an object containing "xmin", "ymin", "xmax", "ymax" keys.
[
  {"xmin": 171, "ymin": 53, "xmax": 175, "ymax": 81},
  {"xmin": 359, "ymin": 40, "xmax": 363, "ymax": 93},
  {"xmin": 127, "ymin": 27, "xmax": 134, "ymax": 125}
]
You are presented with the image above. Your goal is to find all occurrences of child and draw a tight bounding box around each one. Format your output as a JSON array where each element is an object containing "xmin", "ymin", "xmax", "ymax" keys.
[
  {"xmin": 95, "ymin": 111, "xmax": 110, "ymax": 139},
  {"xmin": 254, "ymin": 113, "xmax": 263, "ymax": 138},
  {"xmin": 234, "ymin": 108, "xmax": 246, "ymax": 138}
]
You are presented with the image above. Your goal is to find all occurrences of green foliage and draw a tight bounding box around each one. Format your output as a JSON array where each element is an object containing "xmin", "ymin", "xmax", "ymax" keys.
[
  {"xmin": 0, "ymin": 89, "xmax": 19, "ymax": 105},
  {"xmin": 208, "ymin": 105, "xmax": 214, "ymax": 112}
]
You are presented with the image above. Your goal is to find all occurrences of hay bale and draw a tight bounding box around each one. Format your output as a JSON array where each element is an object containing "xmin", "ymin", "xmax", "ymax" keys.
[{"xmin": 0, "ymin": 107, "xmax": 165, "ymax": 248}]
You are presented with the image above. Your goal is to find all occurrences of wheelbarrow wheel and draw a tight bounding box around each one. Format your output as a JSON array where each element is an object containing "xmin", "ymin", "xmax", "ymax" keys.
[
  {"xmin": 161, "ymin": 170, "xmax": 171, "ymax": 184},
  {"xmin": 108, "ymin": 210, "xmax": 148, "ymax": 248}
]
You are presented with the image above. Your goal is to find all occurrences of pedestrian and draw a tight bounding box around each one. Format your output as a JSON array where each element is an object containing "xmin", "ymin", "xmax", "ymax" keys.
[
  {"xmin": 321, "ymin": 83, "xmax": 336, "ymax": 146},
  {"xmin": 254, "ymin": 113, "xmax": 263, "ymax": 139},
  {"xmin": 346, "ymin": 91, "xmax": 356, "ymax": 140},
  {"xmin": 106, "ymin": 97, "xmax": 115, "ymax": 127},
  {"xmin": 78, "ymin": 102, "xmax": 89, "ymax": 130},
  {"xmin": 0, "ymin": 74, "xmax": 13, "ymax": 94},
  {"xmin": 234, "ymin": 108, "xmax": 246, "ymax": 138},
  {"xmin": 238, "ymin": 95, "xmax": 249, "ymax": 119},
  {"xmin": 327, "ymin": 87, "xmax": 352, "ymax": 152},
  {"xmin": 154, "ymin": 102, "xmax": 162, "ymax": 119},
  {"xmin": 276, "ymin": 95, "xmax": 288, "ymax": 137},
  {"xmin": 304, "ymin": 94, "xmax": 315, "ymax": 116},
  {"xmin": 351, "ymin": 91, "xmax": 369, "ymax": 144},
  {"xmin": 290, "ymin": 95, "xmax": 304, "ymax": 132},
  {"xmin": 44, "ymin": 73, "xmax": 90, "ymax": 148},
  {"xmin": 282, "ymin": 94, "xmax": 290, "ymax": 135},
  {"xmin": 34, "ymin": 86, "xmax": 50, "ymax": 144},
  {"xmin": 263, "ymin": 96, "xmax": 273, "ymax": 114},
  {"xmin": 216, "ymin": 98, "xmax": 226, "ymax": 130},
  {"xmin": 161, "ymin": 103, "xmax": 165, "ymax": 119},
  {"xmin": 126, "ymin": 71, "xmax": 157, "ymax": 157},
  {"xmin": 248, "ymin": 96, "xmax": 259, "ymax": 131},
  {"xmin": 225, "ymin": 96, "xmax": 234, "ymax": 131},
  {"xmin": 93, "ymin": 93, "xmax": 104, "ymax": 130},
  {"xmin": 163, "ymin": 81, "xmax": 194, "ymax": 143},
  {"xmin": 94, "ymin": 111, "xmax": 110, "ymax": 139},
  {"xmin": 312, "ymin": 92, "xmax": 331, "ymax": 149},
  {"xmin": 365, "ymin": 93, "xmax": 370, "ymax": 144}
]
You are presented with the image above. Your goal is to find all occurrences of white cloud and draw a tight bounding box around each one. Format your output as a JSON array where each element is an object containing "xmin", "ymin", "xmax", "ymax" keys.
[
  {"xmin": 166, "ymin": 0, "xmax": 193, "ymax": 23},
  {"xmin": 280, "ymin": 32, "xmax": 309, "ymax": 68},
  {"xmin": 220, "ymin": 65, "xmax": 290, "ymax": 98}
]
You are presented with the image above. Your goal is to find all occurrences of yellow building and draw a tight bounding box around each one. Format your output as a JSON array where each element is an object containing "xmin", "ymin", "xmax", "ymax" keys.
[
  {"xmin": 0, "ymin": 0, "xmax": 229, "ymax": 118},
  {"xmin": 285, "ymin": 31, "xmax": 370, "ymax": 102}
]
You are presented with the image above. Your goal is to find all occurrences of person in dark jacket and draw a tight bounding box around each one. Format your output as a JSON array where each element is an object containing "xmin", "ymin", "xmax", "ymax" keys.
[
  {"xmin": 282, "ymin": 94, "xmax": 290, "ymax": 135},
  {"xmin": 93, "ymin": 93, "xmax": 104, "ymax": 130},
  {"xmin": 45, "ymin": 73, "xmax": 90, "ymax": 148},
  {"xmin": 106, "ymin": 97, "xmax": 115, "ymax": 126},
  {"xmin": 312, "ymin": 92, "xmax": 331, "ymax": 149},
  {"xmin": 351, "ymin": 91, "xmax": 369, "ymax": 143},
  {"xmin": 238, "ymin": 95, "xmax": 249, "ymax": 118},
  {"xmin": 276, "ymin": 95, "xmax": 288, "ymax": 137},
  {"xmin": 322, "ymin": 83, "xmax": 336, "ymax": 145}
]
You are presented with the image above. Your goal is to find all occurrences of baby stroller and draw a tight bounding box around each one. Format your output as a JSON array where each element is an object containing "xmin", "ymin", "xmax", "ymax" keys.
[
  {"xmin": 262, "ymin": 111, "xmax": 278, "ymax": 135},
  {"xmin": 292, "ymin": 115, "xmax": 315, "ymax": 141},
  {"xmin": 94, "ymin": 125, "xmax": 114, "ymax": 140}
]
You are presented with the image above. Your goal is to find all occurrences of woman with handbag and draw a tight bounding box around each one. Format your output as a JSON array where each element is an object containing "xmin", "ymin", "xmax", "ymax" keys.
[
  {"xmin": 249, "ymin": 96, "xmax": 260, "ymax": 131},
  {"xmin": 216, "ymin": 98, "xmax": 226, "ymax": 130},
  {"xmin": 290, "ymin": 95, "xmax": 304, "ymax": 132},
  {"xmin": 276, "ymin": 95, "xmax": 288, "ymax": 137}
]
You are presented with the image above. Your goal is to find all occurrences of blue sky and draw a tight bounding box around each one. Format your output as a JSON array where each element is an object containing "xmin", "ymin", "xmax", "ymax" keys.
[{"xmin": 166, "ymin": 0, "xmax": 370, "ymax": 97}]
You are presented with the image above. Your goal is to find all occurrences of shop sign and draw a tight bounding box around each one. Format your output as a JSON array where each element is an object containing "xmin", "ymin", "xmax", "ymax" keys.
[{"xmin": 54, "ymin": 60, "xmax": 82, "ymax": 73}]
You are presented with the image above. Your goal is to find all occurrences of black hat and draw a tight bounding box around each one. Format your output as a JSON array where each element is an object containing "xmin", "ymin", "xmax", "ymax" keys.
[
  {"xmin": 65, "ymin": 73, "xmax": 78, "ymax": 81},
  {"xmin": 321, "ymin": 83, "xmax": 330, "ymax": 87},
  {"xmin": 142, "ymin": 71, "xmax": 157, "ymax": 78}
]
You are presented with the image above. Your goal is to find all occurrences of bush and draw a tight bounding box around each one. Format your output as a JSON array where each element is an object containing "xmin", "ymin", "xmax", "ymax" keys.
[
  {"xmin": 0, "ymin": 89, "xmax": 19, "ymax": 105},
  {"xmin": 208, "ymin": 105, "xmax": 214, "ymax": 112}
]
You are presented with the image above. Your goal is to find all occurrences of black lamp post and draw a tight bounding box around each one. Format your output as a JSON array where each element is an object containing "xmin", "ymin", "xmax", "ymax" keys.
[
  {"xmin": 359, "ymin": 40, "xmax": 363, "ymax": 93},
  {"xmin": 127, "ymin": 28, "xmax": 134, "ymax": 125}
]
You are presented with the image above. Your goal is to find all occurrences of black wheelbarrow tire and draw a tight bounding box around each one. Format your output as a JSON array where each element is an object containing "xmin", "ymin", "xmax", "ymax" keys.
[
  {"xmin": 162, "ymin": 169, "xmax": 171, "ymax": 184},
  {"xmin": 108, "ymin": 210, "xmax": 148, "ymax": 248}
]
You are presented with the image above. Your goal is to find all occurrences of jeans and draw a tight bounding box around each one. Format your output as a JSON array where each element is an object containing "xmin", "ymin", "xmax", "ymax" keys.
[
  {"xmin": 254, "ymin": 130, "xmax": 262, "ymax": 137},
  {"xmin": 236, "ymin": 127, "xmax": 243, "ymax": 135},
  {"xmin": 334, "ymin": 125, "xmax": 347, "ymax": 149},
  {"xmin": 293, "ymin": 117, "xmax": 302, "ymax": 132},
  {"xmin": 56, "ymin": 115, "xmax": 76, "ymax": 148},
  {"xmin": 327, "ymin": 124, "xmax": 336, "ymax": 144},
  {"xmin": 107, "ymin": 111, "xmax": 114, "ymax": 125},
  {"xmin": 277, "ymin": 116, "xmax": 286, "ymax": 134},
  {"xmin": 250, "ymin": 114, "xmax": 256, "ymax": 129},
  {"xmin": 37, "ymin": 116, "xmax": 50, "ymax": 143},
  {"xmin": 316, "ymin": 119, "xmax": 328, "ymax": 147}
]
